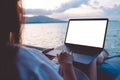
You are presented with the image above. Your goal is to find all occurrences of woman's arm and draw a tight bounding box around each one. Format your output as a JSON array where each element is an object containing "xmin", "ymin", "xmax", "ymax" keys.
[
  {"xmin": 61, "ymin": 64, "xmax": 77, "ymax": 80},
  {"xmin": 57, "ymin": 51, "xmax": 77, "ymax": 80},
  {"xmin": 87, "ymin": 58, "xmax": 97, "ymax": 80}
]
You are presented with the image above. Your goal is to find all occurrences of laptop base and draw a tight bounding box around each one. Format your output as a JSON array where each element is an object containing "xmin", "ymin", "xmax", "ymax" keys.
[{"xmin": 46, "ymin": 44, "xmax": 101, "ymax": 64}]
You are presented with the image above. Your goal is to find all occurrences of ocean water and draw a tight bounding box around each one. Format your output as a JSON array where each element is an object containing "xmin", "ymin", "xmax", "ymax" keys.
[{"xmin": 22, "ymin": 21, "xmax": 120, "ymax": 56}]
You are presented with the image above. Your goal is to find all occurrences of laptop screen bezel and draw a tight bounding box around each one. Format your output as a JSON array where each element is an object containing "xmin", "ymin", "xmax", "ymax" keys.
[{"xmin": 64, "ymin": 18, "xmax": 108, "ymax": 49}]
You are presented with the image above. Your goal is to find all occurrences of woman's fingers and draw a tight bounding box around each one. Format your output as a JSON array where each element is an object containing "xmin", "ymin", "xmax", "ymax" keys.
[{"xmin": 58, "ymin": 50, "xmax": 73, "ymax": 65}]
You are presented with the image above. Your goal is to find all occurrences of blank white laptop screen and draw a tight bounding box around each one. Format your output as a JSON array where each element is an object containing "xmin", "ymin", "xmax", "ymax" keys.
[{"xmin": 65, "ymin": 20, "xmax": 107, "ymax": 48}]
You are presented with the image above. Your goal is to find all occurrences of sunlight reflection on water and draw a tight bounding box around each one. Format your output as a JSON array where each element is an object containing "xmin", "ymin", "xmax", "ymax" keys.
[{"xmin": 22, "ymin": 23, "xmax": 67, "ymax": 48}]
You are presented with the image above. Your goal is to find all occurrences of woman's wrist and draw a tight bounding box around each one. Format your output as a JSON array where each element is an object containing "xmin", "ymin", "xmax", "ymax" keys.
[{"xmin": 61, "ymin": 63, "xmax": 73, "ymax": 69}]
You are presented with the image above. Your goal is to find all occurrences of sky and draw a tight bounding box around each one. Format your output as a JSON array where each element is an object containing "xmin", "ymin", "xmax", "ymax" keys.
[{"xmin": 23, "ymin": 0, "xmax": 120, "ymax": 20}]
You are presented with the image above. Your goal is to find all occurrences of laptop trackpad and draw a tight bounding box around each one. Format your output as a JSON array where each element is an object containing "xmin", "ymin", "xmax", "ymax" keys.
[{"xmin": 73, "ymin": 53, "xmax": 95, "ymax": 64}]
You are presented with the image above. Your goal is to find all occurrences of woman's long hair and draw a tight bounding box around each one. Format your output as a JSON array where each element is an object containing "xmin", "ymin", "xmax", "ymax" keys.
[
  {"xmin": 0, "ymin": 0, "xmax": 24, "ymax": 79},
  {"xmin": 0, "ymin": 0, "xmax": 24, "ymax": 45},
  {"xmin": 10, "ymin": 0, "xmax": 25, "ymax": 44}
]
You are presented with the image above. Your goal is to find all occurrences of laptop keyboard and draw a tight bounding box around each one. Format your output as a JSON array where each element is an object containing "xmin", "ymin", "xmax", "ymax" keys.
[
  {"xmin": 46, "ymin": 49, "xmax": 62, "ymax": 56},
  {"xmin": 56, "ymin": 45, "xmax": 70, "ymax": 51}
]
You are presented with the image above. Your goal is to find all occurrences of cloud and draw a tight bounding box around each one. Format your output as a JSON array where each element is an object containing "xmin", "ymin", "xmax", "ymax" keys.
[
  {"xmin": 23, "ymin": 0, "xmax": 71, "ymax": 10},
  {"xmin": 89, "ymin": 0, "xmax": 120, "ymax": 8},
  {"xmin": 25, "ymin": 0, "xmax": 89, "ymax": 16},
  {"xmin": 88, "ymin": 0, "xmax": 120, "ymax": 20},
  {"xmin": 24, "ymin": 0, "xmax": 120, "ymax": 20},
  {"xmin": 48, "ymin": 5, "xmax": 104, "ymax": 20},
  {"xmin": 25, "ymin": 9, "xmax": 52, "ymax": 15},
  {"xmin": 56, "ymin": 0, "xmax": 88, "ymax": 12},
  {"xmin": 64, "ymin": 5, "xmax": 103, "ymax": 16}
]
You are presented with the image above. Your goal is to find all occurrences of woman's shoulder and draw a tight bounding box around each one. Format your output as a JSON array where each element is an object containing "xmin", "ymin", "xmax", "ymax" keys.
[
  {"xmin": 18, "ymin": 46, "xmax": 42, "ymax": 56},
  {"xmin": 17, "ymin": 46, "xmax": 57, "ymax": 67},
  {"xmin": 17, "ymin": 46, "xmax": 48, "ymax": 62}
]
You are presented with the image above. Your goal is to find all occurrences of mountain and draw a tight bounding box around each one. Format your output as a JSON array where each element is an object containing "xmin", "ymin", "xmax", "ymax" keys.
[{"xmin": 25, "ymin": 16, "xmax": 66, "ymax": 23}]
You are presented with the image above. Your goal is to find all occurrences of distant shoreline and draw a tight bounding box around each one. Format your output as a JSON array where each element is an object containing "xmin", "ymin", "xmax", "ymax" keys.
[
  {"xmin": 25, "ymin": 21, "xmax": 68, "ymax": 24},
  {"xmin": 25, "ymin": 20, "xmax": 120, "ymax": 24}
]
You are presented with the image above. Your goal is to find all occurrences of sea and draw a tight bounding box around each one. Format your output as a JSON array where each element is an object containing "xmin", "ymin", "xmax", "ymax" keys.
[{"xmin": 22, "ymin": 21, "xmax": 120, "ymax": 56}]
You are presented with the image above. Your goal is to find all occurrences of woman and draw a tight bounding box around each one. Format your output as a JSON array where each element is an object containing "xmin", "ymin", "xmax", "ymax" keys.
[
  {"xmin": 0, "ymin": 0, "xmax": 83, "ymax": 80},
  {"xmin": 0, "ymin": 0, "xmax": 107, "ymax": 80}
]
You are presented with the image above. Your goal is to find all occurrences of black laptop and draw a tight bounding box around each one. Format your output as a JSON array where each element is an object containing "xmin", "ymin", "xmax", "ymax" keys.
[{"xmin": 46, "ymin": 18, "xmax": 108, "ymax": 64}]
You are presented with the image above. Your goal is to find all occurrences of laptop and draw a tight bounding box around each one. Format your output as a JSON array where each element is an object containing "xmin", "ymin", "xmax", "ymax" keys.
[{"xmin": 46, "ymin": 18, "xmax": 108, "ymax": 64}]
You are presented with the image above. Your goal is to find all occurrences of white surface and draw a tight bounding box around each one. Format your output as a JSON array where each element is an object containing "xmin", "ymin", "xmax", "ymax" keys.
[{"xmin": 65, "ymin": 20, "xmax": 107, "ymax": 48}]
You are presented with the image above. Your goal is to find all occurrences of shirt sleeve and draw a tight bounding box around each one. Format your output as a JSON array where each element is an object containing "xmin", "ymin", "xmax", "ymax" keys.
[{"xmin": 17, "ymin": 46, "xmax": 63, "ymax": 80}]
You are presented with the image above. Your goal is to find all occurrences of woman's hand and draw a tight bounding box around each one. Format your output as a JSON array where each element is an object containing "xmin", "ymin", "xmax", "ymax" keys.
[
  {"xmin": 57, "ymin": 50, "xmax": 73, "ymax": 67},
  {"xmin": 57, "ymin": 51, "xmax": 77, "ymax": 80}
]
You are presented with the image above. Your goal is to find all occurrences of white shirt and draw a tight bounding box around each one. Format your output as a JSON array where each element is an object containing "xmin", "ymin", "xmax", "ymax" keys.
[{"xmin": 17, "ymin": 46, "xmax": 63, "ymax": 80}]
